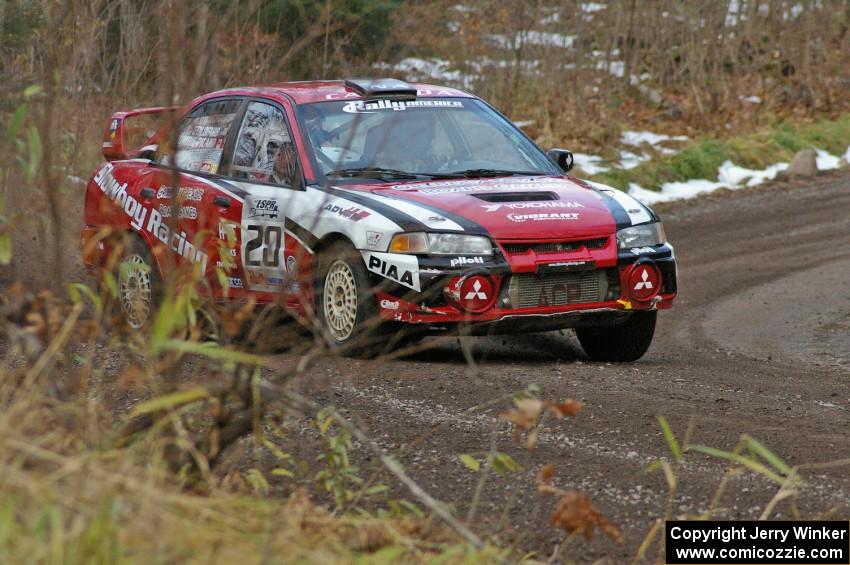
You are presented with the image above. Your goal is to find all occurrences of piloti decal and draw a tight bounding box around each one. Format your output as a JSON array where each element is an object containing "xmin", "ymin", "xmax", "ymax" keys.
[
  {"xmin": 93, "ymin": 163, "xmax": 209, "ymax": 271},
  {"xmin": 450, "ymin": 256, "xmax": 484, "ymax": 267}
]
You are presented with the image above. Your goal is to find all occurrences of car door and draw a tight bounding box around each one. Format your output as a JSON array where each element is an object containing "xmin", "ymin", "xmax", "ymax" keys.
[
  {"xmin": 132, "ymin": 98, "xmax": 244, "ymax": 289},
  {"xmin": 224, "ymin": 99, "xmax": 309, "ymax": 306}
]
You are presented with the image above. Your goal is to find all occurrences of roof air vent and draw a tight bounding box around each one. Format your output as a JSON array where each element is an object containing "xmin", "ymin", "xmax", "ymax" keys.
[{"xmin": 344, "ymin": 78, "xmax": 418, "ymax": 101}]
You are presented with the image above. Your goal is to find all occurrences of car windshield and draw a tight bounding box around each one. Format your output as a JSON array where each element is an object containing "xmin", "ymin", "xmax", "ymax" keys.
[{"xmin": 296, "ymin": 97, "xmax": 561, "ymax": 181}]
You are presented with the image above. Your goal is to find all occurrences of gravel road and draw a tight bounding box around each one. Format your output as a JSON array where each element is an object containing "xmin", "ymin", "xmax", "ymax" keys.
[
  {"xmin": 276, "ymin": 170, "xmax": 850, "ymax": 561},
  {"xmin": 9, "ymin": 170, "xmax": 850, "ymax": 562}
]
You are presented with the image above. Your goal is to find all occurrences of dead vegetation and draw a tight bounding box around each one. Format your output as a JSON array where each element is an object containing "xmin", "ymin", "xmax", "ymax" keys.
[
  {"xmin": 0, "ymin": 261, "xmax": 620, "ymax": 561},
  {"xmin": 2, "ymin": 1, "xmax": 850, "ymax": 562}
]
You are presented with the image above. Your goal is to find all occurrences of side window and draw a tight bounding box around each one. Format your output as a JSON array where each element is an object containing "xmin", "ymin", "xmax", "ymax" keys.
[
  {"xmin": 231, "ymin": 101, "xmax": 296, "ymax": 186},
  {"xmin": 170, "ymin": 99, "xmax": 240, "ymax": 174}
]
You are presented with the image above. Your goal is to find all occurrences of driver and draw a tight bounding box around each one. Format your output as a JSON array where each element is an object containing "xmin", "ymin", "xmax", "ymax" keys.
[
  {"xmin": 376, "ymin": 111, "xmax": 439, "ymax": 173},
  {"xmin": 269, "ymin": 140, "xmax": 297, "ymax": 184}
]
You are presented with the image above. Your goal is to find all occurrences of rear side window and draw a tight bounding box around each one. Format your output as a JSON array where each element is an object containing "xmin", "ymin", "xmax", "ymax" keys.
[
  {"xmin": 172, "ymin": 99, "xmax": 241, "ymax": 174},
  {"xmin": 230, "ymin": 101, "xmax": 296, "ymax": 186}
]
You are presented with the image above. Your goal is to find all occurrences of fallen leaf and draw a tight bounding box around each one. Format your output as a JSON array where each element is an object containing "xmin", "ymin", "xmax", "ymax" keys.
[
  {"xmin": 550, "ymin": 489, "xmax": 624, "ymax": 544},
  {"xmin": 547, "ymin": 399, "xmax": 583, "ymax": 419},
  {"xmin": 525, "ymin": 427, "xmax": 540, "ymax": 450},
  {"xmin": 538, "ymin": 463, "xmax": 555, "ymax": 485},
  {"xmin": 499, "ymin": 397, "xmax": 543, "ymax": 431}
]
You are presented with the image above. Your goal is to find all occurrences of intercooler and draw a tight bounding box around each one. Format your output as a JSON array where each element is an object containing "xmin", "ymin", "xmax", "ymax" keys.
[{"xmin": 505, "ymin": 269, "xmax": 614, "ymax": 309}]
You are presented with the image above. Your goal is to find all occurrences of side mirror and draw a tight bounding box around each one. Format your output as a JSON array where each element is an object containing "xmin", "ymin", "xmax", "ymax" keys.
[{"xmin": 547, "ymin": 148, "xmax": 574, "ymax": 172}]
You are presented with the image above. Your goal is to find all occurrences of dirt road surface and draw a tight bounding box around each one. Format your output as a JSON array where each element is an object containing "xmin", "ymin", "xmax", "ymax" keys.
[
  {"xmin": 273, "ymin": 171, "xmax": 850, "ymax": 561},
  {"xmin": 9, "ymin": 170, "xmax": 850, "ymax": 562}
]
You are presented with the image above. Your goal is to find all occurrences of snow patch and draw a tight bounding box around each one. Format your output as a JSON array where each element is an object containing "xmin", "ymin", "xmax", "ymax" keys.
[
  {"xmin": 573, "ymin": 153, "xmax": 608, "ymax": 175},
  {"xmin": 741, "ymin": 95, "xmax": 762, "ymax": 104},
  {"xmin": 373, "ymin": 57, "xmax": 460, "ymax": 82},
  {"xmin": 815, "ymin": 149, "xmax": 841, "ymax": 171},
  {"xmin": 605, "ymin": 60, "xmax": 625, "ymax": 78},
  {"xmin": 844, "ymin": 144, "xmax": 850, "ymax": 163},
  {"xmin": 581, "ymin": 2, "xmax": 606, "ymax": 12},
  {"xmin": 627, "ymin": 160, "xmax": 792, "ymax": 205},
  {"xmin": 725, "ymin": 0, "xmax": 741, "ymax": 26},
  {"xmin": 618, "ymin": 151, "xmax": 649, "ymax": 170},
  {"xmin": 621, "ymin": 130, "xmax": 688, "ymax": 146},
  {"xmin": 627, "ymin": 145, "xmax": 845, "ymax": 205},
  {"xmin": 540, "ymin": 11, "xmax": 560, "ymax": 24},
  {"xmin": 487, "ymin": 31, "xmax": 575, "ymax": 49},
  {"xmin": 630, "ymin": 179, "xmax": 729, "ymax": 205},
  {"xmin": 717, "ymin": 161, "xmax": 787, "ymax": 187}
]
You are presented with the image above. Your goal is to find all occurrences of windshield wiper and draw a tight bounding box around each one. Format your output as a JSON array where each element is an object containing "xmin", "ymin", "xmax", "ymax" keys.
[
  {"xmin": 325, "ymin": 167, "xmax": 546, "ymax": 182},
  {"xmin": 326, "ymin": 167, "xmax": 421, "ymax": 180},
  {"xmin": 435, "ymin": 168, "xmax": 545, "ymax": 179}
]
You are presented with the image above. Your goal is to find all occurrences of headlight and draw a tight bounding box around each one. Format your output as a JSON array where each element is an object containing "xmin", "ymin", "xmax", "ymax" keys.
[
  {"xmin": 389, "ymin": 232, "xmax": 494, "ymax": 255},
  {"xmin": 616, "ymin": 222, "xmax": 666, "ymax": 249}
]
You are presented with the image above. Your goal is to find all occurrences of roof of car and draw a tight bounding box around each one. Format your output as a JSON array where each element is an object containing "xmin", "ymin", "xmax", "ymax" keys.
[{"xmin": 202, "ymin": 80, "xmax": 475, "ymax": 105}]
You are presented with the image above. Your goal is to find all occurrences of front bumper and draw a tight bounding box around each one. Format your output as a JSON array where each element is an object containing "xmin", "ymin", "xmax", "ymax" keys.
[{"xmin": 373, "ymin": 241, "xmax": 677, "ymax": 329}]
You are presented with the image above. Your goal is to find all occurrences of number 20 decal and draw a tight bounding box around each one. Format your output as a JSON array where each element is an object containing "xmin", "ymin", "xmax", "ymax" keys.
[{"xmin": 245, "ymin": 224, "xmax": 282, "ymax": 267}]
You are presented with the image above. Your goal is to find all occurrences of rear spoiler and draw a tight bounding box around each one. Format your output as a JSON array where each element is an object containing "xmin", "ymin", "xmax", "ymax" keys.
[{"xmin": 102, "ymin": 106, "xmax": 180, "ymax": 161}]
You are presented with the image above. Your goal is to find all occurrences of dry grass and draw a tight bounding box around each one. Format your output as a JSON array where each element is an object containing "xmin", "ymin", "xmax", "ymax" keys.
[
  {"xmin": 3, "ymin": 3, "xmax": 850, "ymax": 562},
  {"xmin": 0, "ymin": 279, "xmax": 515, "ymax": 563}
]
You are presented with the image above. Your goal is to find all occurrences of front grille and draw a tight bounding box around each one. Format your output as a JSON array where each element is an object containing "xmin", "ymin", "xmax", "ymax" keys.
[
  {"xmin": 506, "ymin": 270, "xmax": 610, "ymax": 309},
  {"xmin": 501, "ymin": 237, "xmax": 607, "ymax": 254}
]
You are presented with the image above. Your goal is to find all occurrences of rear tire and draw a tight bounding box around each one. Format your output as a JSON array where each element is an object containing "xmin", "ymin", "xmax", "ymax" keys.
[
  {"xmin": 315, "ymin": 241, "xmax": 383, "ymax": 356},
  {"xmin": 113, "ymin": 236, "xmax": 161, "ymax": 331},
  {"xmin": 575, "ymin": 310, "xmax": 657, "ymax": 362}
]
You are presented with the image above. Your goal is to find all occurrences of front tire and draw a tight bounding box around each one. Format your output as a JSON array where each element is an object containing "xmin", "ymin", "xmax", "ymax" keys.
[
  {"xmin": 575, "ymin": 310, "xmax": 657, "ymax": 362},
  {"xmin": 316, "ymin": 241, "xmax": 381, "ymax": 355}
]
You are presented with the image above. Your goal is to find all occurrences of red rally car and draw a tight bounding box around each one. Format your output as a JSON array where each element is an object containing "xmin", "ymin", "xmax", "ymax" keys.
[{"xmin": 82, "ymin": 79, "xmax": 677, "ymax": 361}]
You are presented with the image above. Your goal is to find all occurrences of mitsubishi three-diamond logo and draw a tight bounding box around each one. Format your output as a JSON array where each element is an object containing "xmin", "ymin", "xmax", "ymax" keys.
[
  {"xmin": 464, "ymin": 280, "xmax": 488, "ymax": 300},
  {"xmin": 456, "ymin": 275, "xmax": 495, "ymax": 312},
  {"xmin": 634, "ymin": 269, "xmax": 653, "ymax": 291}
]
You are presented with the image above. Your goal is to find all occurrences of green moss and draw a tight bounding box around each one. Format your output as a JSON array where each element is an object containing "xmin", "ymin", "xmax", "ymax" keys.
[
  {"xmin": 772, "ymin": 124, "xmax": 806, "ymax": 153},
  {"xmin": 726, "ymin": 133, "xmax": 792, "ymax": 169},
  {"xmin": 798, "ymin": 116, "xmax": 850, "ymax": 155},
  {"xmin": 668, "ymin": 140, "xmax": 730, "ymax": 180},
  {"xmin": 589, "ymin": 112, "xmax": 850, "ymax": 191}
]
